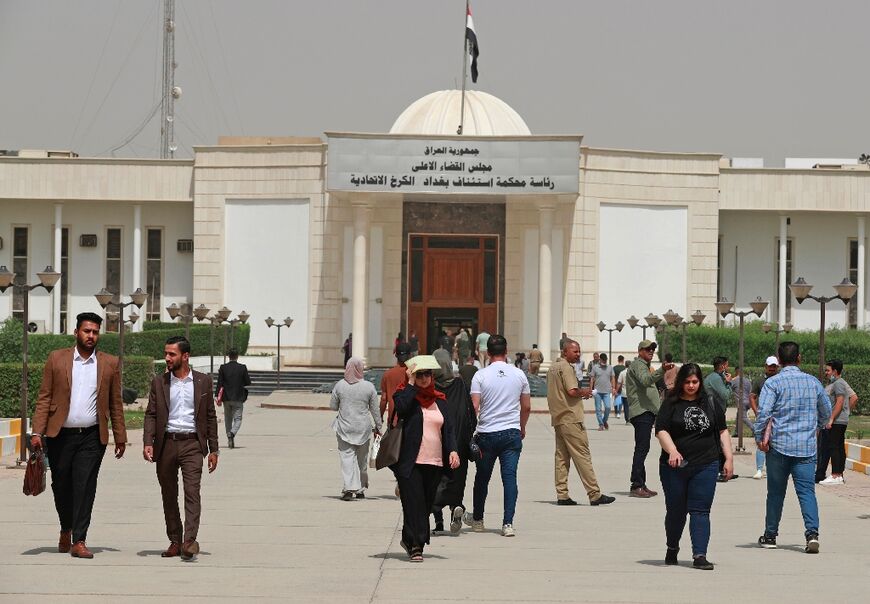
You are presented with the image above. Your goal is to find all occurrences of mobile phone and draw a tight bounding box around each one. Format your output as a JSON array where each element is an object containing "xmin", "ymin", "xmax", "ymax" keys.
[{"xmin": 678, "ymin": 459, "xmax": 689, "ymax": 468}]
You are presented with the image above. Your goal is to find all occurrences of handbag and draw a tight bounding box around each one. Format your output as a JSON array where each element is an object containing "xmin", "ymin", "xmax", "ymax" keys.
[
  {"xmin": 368, "ymin": 435, "xmax": 381, "ymax": 469},
  {"xmin": 375, "ymin": 412, "xmax": 403, "ymax": 470},
  {"xmin": 23, "ymin": 449, "xmax": 47, "ymax": 497}
]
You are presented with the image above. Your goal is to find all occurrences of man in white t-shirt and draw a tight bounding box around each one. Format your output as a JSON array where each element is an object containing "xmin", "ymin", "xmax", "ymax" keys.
[{"xmin": 466, "ymin": 335, "xmax": 531, "ymax": 538}]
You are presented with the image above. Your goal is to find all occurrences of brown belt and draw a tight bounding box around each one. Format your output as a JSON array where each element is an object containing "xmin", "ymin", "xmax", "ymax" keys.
[{"xmin": 165, "ymin": 432, "xmax": 197, "ymax": 441}]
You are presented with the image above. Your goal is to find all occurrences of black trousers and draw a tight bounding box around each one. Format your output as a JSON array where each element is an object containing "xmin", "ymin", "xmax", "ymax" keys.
[
  {"xmin": 45, "ymin": 426, "xmax": 106, "ymax": 543},
  {"xmin": 816, "ymin": 425, "xmax": 847, "ymax": 480},
  {"xmin": 432, "ymin": 458, "xmax": 469, "ymax": 525},
  {"xmin": 397, "ymin": 463, "xmax": 442, "ymax": 550},
  {"xmin": 630, "ymin": 412, "xmax": 655, "ymax": 490}
]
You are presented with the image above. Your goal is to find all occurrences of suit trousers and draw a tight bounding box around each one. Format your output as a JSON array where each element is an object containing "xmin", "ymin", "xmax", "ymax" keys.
[
  {"xmin": 336, "ymin": 435, "xmax": 369, "ymax": 493},
  {"xmin": 223, "ymin": 401, "xmax": 244, "ymax": 437},
  {"xmin": 45, "ymin": 426, "xmax": 106, "ymax": 543},
  {"xmin": 554, "ymin": 422, "xmax": 602, "ymax": 502},
  {"xmin": 157, "ymin": 438, "xmax": 204, "ymax": 544}
]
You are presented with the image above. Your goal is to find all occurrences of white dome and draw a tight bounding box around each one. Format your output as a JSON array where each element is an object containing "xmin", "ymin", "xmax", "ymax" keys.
[{"xmin": 390, "ymin": 90, "xmax": 531, "ymax": 136}]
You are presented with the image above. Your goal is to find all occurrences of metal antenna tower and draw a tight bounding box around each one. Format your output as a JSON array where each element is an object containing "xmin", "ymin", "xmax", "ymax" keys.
[{"xmin": 160, "ymin": 0, "xmax": 180, "ymax": 158}]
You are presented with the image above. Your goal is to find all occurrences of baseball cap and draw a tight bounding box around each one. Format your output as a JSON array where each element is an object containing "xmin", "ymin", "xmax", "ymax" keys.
[
  {"xmin": 395, "ymin": 342, "xmax": 412, "ymax": 361},
  {"xmin": 405, "ymin": 355, "xmax": 441, "ymax": 373},
  {"xmin": 638, "ymin": 339, "xmax": 657, "ymax": 350},
  {"xmin": 765, "ymin": 356, "xmax": 779, "ymax": 366}
]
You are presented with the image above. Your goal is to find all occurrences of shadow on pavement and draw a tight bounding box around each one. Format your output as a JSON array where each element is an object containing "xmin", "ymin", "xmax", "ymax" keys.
[
  {"xmin": 370, "ymin": 552, "xmax": 447, "ymax": 561},
  {"xmin": 735, "ymin": 542, "xmax": 805, "ymax": 552},
  {"xmin": 22, "ymin": 546, "xmax": 119, "ymax": 555}
]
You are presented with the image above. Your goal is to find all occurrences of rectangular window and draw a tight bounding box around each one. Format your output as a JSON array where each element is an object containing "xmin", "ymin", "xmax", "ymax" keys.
[
  {"xmin": 146, "ymin": 228, "xmax": 163, "ymax": 322},
  {"xmin": 410, "ymin": 249, "xmax": 424, "ymax": 302},
  {"xmin": 105, "ymin": 228, "xmax": 122, "ymax": 332},
  {"xmin": 849, "ymin": 239, "xmax": 858, "ymax": 328},
  {"xmin": 60, "ymin": 227, "xmax": 69, "ymax": 333},
  {"xmin": 716, "ymin": 236, "xmax": 722, "ymax": 326},
  {"xmin": 774, "ymin": 237, "xmax": 793, "ymax": 324},
  {"xmin": 12, "ymin": 227, "xmax": 28, "ymax": 320}
]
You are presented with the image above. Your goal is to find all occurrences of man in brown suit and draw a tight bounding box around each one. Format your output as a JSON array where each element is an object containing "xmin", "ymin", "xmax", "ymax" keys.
[
  {"xmin": 30, "ymin": 312, "xmax": 127, "ymax": 559},
  {"xmin": 143, "ymin": 335, "xmax": 219, "ymax": 560}
]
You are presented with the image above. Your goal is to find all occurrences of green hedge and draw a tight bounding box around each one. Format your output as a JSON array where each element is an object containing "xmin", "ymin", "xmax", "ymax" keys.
[
  {"xmin": 0, "ymin": 318, "xmax": 248, "ymax": 362},
  {"xmin": 656, "ymin": 322, "xmax": 870, "ymax": 369},
  {"xmin": 0, "ymin": 356, "xmax": 156, "ymax": 418}
]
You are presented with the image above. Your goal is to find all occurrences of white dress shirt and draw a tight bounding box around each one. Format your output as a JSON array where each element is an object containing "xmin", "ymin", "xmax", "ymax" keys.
[
  {"xmin": 167, "ymin": 371, "xmax": 196, "ymax": 433},
  {"xmin": 64, "ymin": 348, "xmax": 98, "ymax": 428}
]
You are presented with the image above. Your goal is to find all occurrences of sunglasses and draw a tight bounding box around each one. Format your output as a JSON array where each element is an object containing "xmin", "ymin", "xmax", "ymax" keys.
[{"xmin": 416, "ymin": 370, "xmax": 434, "ymax": 377}]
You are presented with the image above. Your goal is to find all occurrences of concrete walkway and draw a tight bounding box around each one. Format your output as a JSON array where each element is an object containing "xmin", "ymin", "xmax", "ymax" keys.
[{"xmin": 1, "ymin": 396, "xmax": 868, "ymax": 602}]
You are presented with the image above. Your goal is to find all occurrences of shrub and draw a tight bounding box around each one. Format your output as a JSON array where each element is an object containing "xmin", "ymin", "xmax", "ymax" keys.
[
  {"xmin": 0, "ymin": 318, "xmax": 249, "ymax": 362},
  {"xmin": 0, "ymin": 356, "xmax": 155, "ymax": 419}
]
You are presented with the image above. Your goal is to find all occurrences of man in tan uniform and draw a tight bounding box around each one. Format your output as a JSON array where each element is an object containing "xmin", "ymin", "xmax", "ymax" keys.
[
  {"xmin": 528, "ymin": 344, "xmax": 544, "ymax": 375},
  {"xmin": 546, "ymin": 339, "xmax": 616, "ymax": 506}
]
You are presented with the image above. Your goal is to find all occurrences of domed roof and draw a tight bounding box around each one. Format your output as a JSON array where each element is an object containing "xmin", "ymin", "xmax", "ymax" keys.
[{"xmin": 390, "ymin": 90, "xmax": 531, "ymax": 136}]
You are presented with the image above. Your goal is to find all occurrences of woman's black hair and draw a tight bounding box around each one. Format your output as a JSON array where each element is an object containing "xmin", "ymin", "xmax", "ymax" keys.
[{"xmin": 664, "ymin": 362, "xmax": 709, "ymax": 406}]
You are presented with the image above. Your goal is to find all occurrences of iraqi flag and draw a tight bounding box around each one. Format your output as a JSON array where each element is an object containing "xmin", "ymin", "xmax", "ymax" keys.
[{"xmin": 466, "ymin": 4, "xmax": 480, "ymax": 82}]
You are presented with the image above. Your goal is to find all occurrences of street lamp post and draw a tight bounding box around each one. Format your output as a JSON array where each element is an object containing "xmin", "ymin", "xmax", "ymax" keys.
[
  {"xmin": 715, "ymin": 296, "xmax": 770, "ymax": 453},
  {"xmin": 789, "ymin": 277, "xmax": 857, "ymax": 380},
  {"xmin": 265, "ymin": 316, "xmax": 294, "ymax": 389},
  {"xmin": 677, "ymin": 310, "xmax": 707, "ymax": 363},
  {"xmin": 0, "ymin": 265, "xmax": 62, "ymax": 465},
  {"xmin": 95, "ymin": 287, "xmax": 147, "ymax": 383},
  {"xmin": 229, "ymin": 310, "xmax": 251, "ymax": 349},
  {"xmin": 167, "ymin": 302, "xmax": 211, "ymax": 340},
  {"xmin": 208, "ymin": 306, "xmax": 233, "ymax": 375},
  {"xmin": 761, "ymin": 321, "xmax": 793, "ymax": 352},
  {"xmin": 626, "ymin": 313, "xmax": 661, "ymax": 341},
  {"xmin": 596, "ymin": 320, "xmax": 625, "ymax": 362}
]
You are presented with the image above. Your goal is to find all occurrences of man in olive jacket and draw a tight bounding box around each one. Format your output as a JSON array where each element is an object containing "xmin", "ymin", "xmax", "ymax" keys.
[{"xmin": 624, "ymin": 340, "xmax": 672, "ymax": 498}]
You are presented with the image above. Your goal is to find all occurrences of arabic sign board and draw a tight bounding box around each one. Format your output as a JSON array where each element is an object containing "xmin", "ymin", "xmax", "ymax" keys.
[{"xmin": 327, "ymin": 135, "xmax": 580, "ymax": 194}]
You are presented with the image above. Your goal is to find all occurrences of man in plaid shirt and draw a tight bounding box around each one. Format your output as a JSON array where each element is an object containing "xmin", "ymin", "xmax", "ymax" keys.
[{"xmin": 754, "ymin": 341, "xmax": 831, "ymax": 554}]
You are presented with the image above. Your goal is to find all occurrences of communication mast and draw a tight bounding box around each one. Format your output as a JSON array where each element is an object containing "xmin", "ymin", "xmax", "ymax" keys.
[{"xmin": 160, "ymin": 0, "xmax": 181, "ymax": 158}]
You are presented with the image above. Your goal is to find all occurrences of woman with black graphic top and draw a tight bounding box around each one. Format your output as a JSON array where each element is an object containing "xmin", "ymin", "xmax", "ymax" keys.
[{"xmin": 655, "ymin": 363, "xmax": 732, "ymax": 570}]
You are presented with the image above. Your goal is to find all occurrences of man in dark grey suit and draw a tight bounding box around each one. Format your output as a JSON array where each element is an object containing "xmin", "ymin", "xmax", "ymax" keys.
[{"xmin": 216, "ymin": 349, "xmax": 251, "ymax": 449}]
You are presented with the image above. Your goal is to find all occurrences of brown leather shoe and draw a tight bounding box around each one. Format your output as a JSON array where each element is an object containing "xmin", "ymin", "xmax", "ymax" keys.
[
  {"xmin": 58, "ymin": 530, "xmax": 72, "ymax": 553},
  {"xmin": 629, "ymin": 487, "xmax": 652, "ymax": 498},
  {"xmin": 161, "ymin": 542, "xmax": 181, "ymax": 558},
  {"xmin": 181, "ymin": 540, "xmax": 199, "ymax": 560},
  {"xmin": 70, "ymin": 541, "xmax": 94, "ymax": 559},
  {"xmin": 642, "ymin": 487, "xmax": 658, "ymax": 497}
]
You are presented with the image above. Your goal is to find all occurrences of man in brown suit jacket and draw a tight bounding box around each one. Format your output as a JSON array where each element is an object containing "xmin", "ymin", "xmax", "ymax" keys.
[
  {"xmin": 30, "ymin": 312, "xmax": 127, "ymax": 559},
  {"xmin": 143, "ymin": 335, "xmax": 219, "ymax": 560}
]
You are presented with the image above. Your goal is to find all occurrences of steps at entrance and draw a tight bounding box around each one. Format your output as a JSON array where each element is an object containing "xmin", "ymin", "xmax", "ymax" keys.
[{"xmin": 214, "ymin": 369, "xmax": 345, "ymax": 395}]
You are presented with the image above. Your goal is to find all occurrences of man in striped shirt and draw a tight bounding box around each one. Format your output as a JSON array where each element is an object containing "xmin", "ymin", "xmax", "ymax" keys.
[{"xmin": 755, "ymin": 341, "xmax": 831, "ymax": 554}]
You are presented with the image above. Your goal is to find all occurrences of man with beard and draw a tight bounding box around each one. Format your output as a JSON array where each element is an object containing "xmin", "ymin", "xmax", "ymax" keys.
[
  {"xmin": 144, "ymin": 336, "xmax": 219, "ymax": 560},
  {"xmin": 31, "ymin": 312, "xmax": 127, "ymax": 559}
]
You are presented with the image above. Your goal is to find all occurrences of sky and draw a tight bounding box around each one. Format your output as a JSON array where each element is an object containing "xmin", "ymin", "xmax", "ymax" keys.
[{"xmin": 1, "ymin": 0, "xmax": 869, "ymax": 165}]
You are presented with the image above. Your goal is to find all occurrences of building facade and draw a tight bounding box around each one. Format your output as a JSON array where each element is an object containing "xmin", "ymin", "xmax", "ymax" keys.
[{"xmin": 2, "ymin": 89, "xmax": 868, "ymax": 367}]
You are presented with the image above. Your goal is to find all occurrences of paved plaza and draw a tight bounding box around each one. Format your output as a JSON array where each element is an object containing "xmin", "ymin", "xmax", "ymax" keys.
[{"xmin": 1, "ymin": 395, "xmax": 868, "ymax": 603}]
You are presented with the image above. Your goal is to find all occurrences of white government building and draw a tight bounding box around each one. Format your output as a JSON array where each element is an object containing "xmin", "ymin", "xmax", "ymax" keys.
[{"xmin": 1, "ymin": 89, "xmax": 868, "ymax": 368}]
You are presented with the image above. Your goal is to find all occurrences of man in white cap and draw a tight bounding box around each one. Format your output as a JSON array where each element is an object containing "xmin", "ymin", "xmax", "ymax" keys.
[{"xmin": 749, "ymin": 356, "xmax": 779, "ymax": 479}]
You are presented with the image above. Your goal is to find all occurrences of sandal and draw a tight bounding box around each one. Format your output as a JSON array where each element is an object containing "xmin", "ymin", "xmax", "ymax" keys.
[{"xmin": 409, "ymin": 547, "xmax": 423, "ymax": 562}]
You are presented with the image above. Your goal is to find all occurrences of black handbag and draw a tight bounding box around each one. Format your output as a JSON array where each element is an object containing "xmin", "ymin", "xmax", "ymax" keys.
[{"xmin": 375, "ymin": 412, "xmax": 403, "ymax": 470}]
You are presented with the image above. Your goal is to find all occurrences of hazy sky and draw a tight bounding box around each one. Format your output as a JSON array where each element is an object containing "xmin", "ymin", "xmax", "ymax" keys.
[{"xmin": 2, "ymin": 0, "xmax": 869, "ymax": 165}]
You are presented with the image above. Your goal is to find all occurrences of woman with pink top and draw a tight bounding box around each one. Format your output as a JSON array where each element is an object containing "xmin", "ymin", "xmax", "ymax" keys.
[{"xmin": 390, "ymin": 355, "xmax": 460, "ymax": 562}]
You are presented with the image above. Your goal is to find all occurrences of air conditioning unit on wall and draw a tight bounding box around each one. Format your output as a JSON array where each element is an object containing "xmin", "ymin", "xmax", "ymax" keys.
[{"xmin": 27, "ymin": 320, "xmax": 46, "ymax": 334}]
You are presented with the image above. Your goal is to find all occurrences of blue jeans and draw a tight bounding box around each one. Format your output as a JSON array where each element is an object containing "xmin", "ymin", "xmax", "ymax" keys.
[
  {"xmin": 659, "ymin": 460, "xmax": 719, "ymax": 556},
  {"xmin": 764, "ymin": 448, "xmax": 819, "ymax": 538},
  {"xmin": 473, "ymin": 428, "xmax": 523, "ymax": 526},
  {"xmin": 593, "ymin": 392, "xmax": 611, "ymax": 427}
]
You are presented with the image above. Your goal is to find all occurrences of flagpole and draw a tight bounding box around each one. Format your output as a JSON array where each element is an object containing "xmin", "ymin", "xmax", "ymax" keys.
[{"xmin": 457, "ymin": 0, "xmax": 469, "ymax": 135}]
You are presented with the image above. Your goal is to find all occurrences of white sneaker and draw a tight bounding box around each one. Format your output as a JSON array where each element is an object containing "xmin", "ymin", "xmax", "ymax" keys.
[
  {"xmin": 820, "ymin": 475, "xmax": 845, "ymax": 485},
  {"xmin": 753, "ymin": 470, "xmax": 763, "ymax": 480},
  {"xmin": 501, "ymin": 523, "xmax": 515, "ymax": 537}
]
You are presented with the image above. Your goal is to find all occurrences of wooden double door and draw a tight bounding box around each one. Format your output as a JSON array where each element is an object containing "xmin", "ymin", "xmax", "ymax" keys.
[{"xmin": 407, "ymin": 234, "xmax": 499, "ymax": 355}]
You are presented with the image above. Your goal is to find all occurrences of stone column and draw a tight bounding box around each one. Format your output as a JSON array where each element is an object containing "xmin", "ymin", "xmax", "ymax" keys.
[
  {"xmin": 778, "ymin": 215, "xmax": 788, "ymax": 327},
  {"xmin": 133, "ymin": 205, "xmax": 143, "ymax": 332},
  {"xmin": 351, "ymin": 202, "xmax": 370, "ymax": 366},
  {"xmin": 538, "ymin": 203, "xmax": 555, "ymax": 371},
  {"xmin": 53, "ymin": 203, "xmax": 62, "ymax": 333},
  {"xmin": 858, "ymin": 216, "xmax": 866, "ymax": 328}
]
